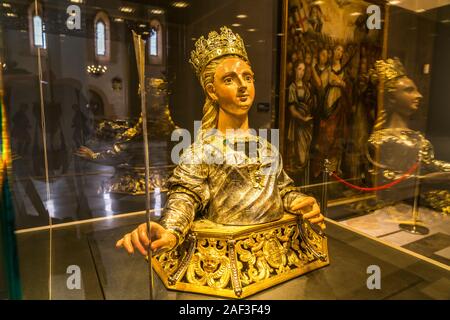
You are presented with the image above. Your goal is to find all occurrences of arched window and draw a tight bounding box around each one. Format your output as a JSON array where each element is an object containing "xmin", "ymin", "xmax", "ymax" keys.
[
  {"xmin": 28, "ymin": 3, "xmax": 46, "ymax": 52},
  {"xmin": 148, "ymin": 19, "xmax": 163, "ymax": 64},
  {"xmin": 94, "ymin": 11, "xmax": 110, "ymax": 62},
  {"xmin": 149, "ymin": 28, "xmax": 158, "ymax": 56},
  {"xmin": 33, "ymin": 15, "xmax": 44, "ymax": 47},
  {"xmin": 95, "ymin": 20, "xmax": 106, "ymax": 56}
]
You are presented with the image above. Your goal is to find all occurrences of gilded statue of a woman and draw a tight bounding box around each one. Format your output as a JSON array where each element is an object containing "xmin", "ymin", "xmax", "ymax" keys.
[
  {"xmin": 368, "ymin": 58, "xmax": 450, "ymax": 212},
  {"xmin": 115, "ymin": 27, "xmax": 328, "ymax": 298}
]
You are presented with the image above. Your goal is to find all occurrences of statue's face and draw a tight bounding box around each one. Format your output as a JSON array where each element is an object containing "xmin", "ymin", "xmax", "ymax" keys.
[
  {"xmin": 390, "ymin": 77, "xmax": 423, "ymax": 115},
  {"xmin": 208, "ymin": 57, "xmax": 255, "ymax": 117}
]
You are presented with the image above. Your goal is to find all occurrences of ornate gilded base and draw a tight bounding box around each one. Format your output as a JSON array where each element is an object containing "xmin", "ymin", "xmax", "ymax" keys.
[
  {"xmin": 103, "ymin": 165, "xmax": 175, "ymax": 195},
  {"xmin": 152, "ymin": 213, "xmax": 329, "ymax": 299},
  {"xmin": 421, "ymin": 190, "xmax": 450, "ymax": 214}
]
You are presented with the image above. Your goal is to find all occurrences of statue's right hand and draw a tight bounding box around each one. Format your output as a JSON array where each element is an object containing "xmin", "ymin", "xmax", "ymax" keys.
[
  {"xmin": 115, "ymin": 222, "xmax": 177, "ymax": 256},
  {"xmin": 74, "ymin": 146, "xmax": 96, "ymax": 160}
]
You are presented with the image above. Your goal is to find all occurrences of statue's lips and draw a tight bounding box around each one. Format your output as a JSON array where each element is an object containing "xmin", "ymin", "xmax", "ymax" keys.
[{"xmin": 237, "ymin": 95, "xmax": 249, "ymax": 102}]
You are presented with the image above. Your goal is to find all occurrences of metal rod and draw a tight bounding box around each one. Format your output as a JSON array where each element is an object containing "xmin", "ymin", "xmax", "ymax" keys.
[
  {"xmin": 411, "ymin": 149, "xmax": 422, "ymax": 225},
  {"xmin": 321, "ymin": 159, "xmax": 330, "ymax": 217},
  {"xmin": 398, "ymin": 144, "xmax": 429, "ymax": 235},
  {"xmin": 132, "ymin": 31, "xmax": 154, "ymax": 300}
]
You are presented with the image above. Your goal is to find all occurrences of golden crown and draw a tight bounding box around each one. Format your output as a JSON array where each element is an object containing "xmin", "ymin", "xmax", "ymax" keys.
[
  {"xmin": 374, "ymin": 58, "xmax": 407, "ymax": 84},
  {"xmin": 189, "ymin": 26, "xmax": 249, "ymax": 77}
]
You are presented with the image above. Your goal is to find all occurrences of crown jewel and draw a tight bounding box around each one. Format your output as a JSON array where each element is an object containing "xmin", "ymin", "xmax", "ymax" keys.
[
  {"xmin": 189, "ymin": 26, "xmax": 249, "ymax": 77},
  {"xmin": 374, "ymin": 58, "xmax": 407, "ymax": 84}
]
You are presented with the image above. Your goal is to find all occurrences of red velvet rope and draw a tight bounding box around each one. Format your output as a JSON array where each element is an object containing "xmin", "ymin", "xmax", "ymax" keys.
[{"xmin": 330, "ymin": 162, "xmax": 419, "ymax": 192}]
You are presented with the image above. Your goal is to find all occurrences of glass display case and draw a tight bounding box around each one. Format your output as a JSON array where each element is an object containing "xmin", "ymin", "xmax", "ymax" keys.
[{"xmin": 0, "ymin": 0, "xmax": 448, "ymax": 300}]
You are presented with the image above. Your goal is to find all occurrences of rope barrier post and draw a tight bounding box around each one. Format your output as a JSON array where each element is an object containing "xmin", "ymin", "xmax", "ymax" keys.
[
  {"xmin": 399, "ymin": 153, "xmax": 429, "ymax": 235},
  {"xmin": 321, "ymin": 159, "xmax": 331, "ymax": 218}
]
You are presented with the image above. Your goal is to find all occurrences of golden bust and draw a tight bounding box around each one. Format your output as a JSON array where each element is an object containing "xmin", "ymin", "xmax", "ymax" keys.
[{"xmin": 116, "ymin": 27, "xmax": 328, "ymax": 298}]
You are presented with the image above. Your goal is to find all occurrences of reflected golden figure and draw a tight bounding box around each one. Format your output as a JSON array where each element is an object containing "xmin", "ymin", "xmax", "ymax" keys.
[
  {"xmin": 116, "ymin": 27, "xmax": 329, "ymax": 298},
  {"xmin": 368, "ymin": 58, "xmax": 450, "ymax": 213},
  {"xmin": 75, "ymin": 78, "xmax": 178, "ymax": 194}
]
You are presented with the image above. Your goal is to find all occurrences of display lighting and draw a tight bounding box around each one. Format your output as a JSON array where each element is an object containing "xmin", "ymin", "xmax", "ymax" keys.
[
  {"xmin": 172, "ymin": 2, "xmax": 189, "ymax": 8},
  {"xmin": 119, "ymin": 7, "xmax": 134, "ymax": 13},
  {"xmin": 87, "ymin": 64, "xmax": 107, "ymax": 77},
  {"xmin": 151, "ymin": 9, "xmax": 164, "ymax": 15}
]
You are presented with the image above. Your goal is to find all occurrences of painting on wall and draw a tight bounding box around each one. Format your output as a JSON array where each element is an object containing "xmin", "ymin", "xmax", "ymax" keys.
[{"xmin": 279, "ymin": 0, "xmax": 386, "ymax": 202}]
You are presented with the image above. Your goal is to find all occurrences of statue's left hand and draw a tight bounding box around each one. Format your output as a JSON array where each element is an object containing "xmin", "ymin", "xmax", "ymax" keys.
[{"xmin": 290, "ymin": 196, "xmax": 326, "ymax": 230}]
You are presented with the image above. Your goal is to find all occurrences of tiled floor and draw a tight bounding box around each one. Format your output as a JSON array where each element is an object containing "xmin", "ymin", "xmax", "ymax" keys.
[{"xmin": 339, "ymin": 202, "xmax": 450, "ymax": 266}]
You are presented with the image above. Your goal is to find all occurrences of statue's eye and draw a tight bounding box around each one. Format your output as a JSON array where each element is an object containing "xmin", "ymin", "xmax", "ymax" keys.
[
  {"xmin": 224, "ymin": 77, "xmax": 233, "ymax": 84},
  {"xmin": 245, "ymin": 75, "xmax": 253, "ymax": 82}
]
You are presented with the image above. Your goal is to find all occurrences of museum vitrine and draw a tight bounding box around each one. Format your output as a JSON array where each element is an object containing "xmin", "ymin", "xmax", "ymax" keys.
[
  {"xmin": 278, "ymin": 0, "xmax": 449, "ymax": 268},
  {"xmin": 0, "ymin": 0, "xmax": 449, "ymax": 300}
]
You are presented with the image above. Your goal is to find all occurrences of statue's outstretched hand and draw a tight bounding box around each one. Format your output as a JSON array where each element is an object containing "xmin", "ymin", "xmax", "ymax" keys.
[
  {"xmin": 116, "ymin": 222, "xmax": 177, "ymax": 256},
  {"xmin": 290, "ymin": 196, "xmax": 326, "ymax": 230},
  {"xmin": 421, "ymin": 172, "xmax": 450, "ymax": 183},
  {"xmin": 74, "ymin": 146, "xmax": 96, "ymax": 160}
]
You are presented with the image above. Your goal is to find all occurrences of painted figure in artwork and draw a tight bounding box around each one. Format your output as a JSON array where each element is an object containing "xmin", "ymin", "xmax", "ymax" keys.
[
  {"xmin": 312, "ymin": 44, "xmax": 350, "ymax": 177},
  {"xmin": 286, "ymin": 61, "xmax": 314, "ymax": 183}
]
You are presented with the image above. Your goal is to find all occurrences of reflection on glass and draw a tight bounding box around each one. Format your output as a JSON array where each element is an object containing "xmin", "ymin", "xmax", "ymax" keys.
[
  {"xmin": 368, "ymin": 58, "xmax": 450, "ymax": 213},
  {"xmin": 96, "ymin": 21, "xmax": 106, "ymax": 56},
  {"xmin": 45, "ymin": 198, "xmax": 55, "ymax": 219},
  {"xmin": 149, "ymin": 29, "xmax": 157, "ymax": 56},
  {"xmin": 32, "ymin": 15, "xmax": 45, "ymax": 48},
  {"xmin": 103, "ymin": 192, "xmax": 113, "ymax": 216},
  {"xmin": 1, "ymin": 0, "xmax": 297, "ymax": 300},
  {"xmin": 154, "ymin": 187, "xmax": 161, "ymax": 217}
]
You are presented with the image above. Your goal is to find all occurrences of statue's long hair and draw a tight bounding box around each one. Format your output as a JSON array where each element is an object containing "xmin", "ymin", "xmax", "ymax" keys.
[
  {"xmin": 368, "ymin": 70, "xmax": 404, "ymax": 131},
  {"xmin": 198, "ymin": 54, "xmax": 245, "ymax": 132}
]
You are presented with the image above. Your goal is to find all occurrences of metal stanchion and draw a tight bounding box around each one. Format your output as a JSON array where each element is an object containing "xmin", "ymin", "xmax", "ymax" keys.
[
  {"xmin": 321, "ymin": 159, "xmax": 331, "ymax": 218},
  {"xmin": 398, "ymin": 149, "xmax": 429, "ymax": 235}
]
